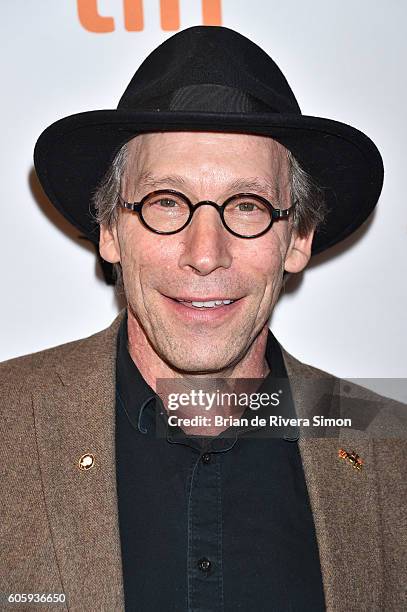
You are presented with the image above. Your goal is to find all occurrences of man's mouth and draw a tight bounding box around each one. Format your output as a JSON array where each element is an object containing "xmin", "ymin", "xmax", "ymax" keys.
[
  {"xmin": 174, "ymin": 298, "xmax": 236, "ymax": 309},
  {"xmin": 161, "ymin": 294, "xmax": 243, "ymax": 322}
]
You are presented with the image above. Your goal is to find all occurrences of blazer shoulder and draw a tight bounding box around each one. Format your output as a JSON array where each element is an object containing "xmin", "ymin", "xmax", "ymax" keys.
[
  {"xmin": 281, "ymin": 346, "xmax": 407, "ymax": 433},
  {"xmin": 0, "ymin": 310, "xmax": 125, "ymax": 392},
  {"xmin": 282, "ymin": 345, "xmax": 403, "ymax": 402},
  {"xmin": 281, "ymin": 347, "xmax": 336, "ymax": 380}
]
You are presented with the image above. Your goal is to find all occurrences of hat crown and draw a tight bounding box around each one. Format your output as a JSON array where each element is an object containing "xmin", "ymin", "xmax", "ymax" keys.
[{"xmin": 118, "ymin": 26, "xmax": 301, "ymax": 115}]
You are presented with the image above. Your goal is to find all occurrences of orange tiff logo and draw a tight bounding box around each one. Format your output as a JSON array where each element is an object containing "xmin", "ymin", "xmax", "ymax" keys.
[{"xmin": 78, "ymin": 0, "xmax": 222, "ymax": 32}]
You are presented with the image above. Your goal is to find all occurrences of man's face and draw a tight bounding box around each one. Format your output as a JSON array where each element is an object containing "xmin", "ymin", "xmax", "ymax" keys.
[{"xmin": 100, "ymin": 131, "xmax": 313, "ymax": 373}]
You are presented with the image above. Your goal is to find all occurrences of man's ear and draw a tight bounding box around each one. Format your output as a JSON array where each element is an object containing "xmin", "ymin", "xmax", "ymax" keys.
[
  {"xmin": 99, "ymin": 223, "xmax": 121, "ymax": 264},
  {"xmin": 284, "ymin": 227, "xmax": 315, "ymax": 274}
]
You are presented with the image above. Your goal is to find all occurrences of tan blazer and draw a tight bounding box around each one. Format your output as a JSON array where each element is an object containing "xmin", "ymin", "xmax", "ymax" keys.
[{"xmin": 1, "ymin": 310, "xmax": 406, "ymax": 611}]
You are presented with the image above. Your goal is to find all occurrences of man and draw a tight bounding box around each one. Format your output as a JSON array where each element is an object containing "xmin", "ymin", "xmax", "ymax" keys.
[{"xmin": 1, "ymin": 25, "xmax": 406, "ymax": 612}]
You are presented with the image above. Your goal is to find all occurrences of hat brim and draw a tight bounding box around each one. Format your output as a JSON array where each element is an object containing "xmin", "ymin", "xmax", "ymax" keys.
[{"xmin": 34, "ymin": 109, "xmax": 384, "ymax": 257}]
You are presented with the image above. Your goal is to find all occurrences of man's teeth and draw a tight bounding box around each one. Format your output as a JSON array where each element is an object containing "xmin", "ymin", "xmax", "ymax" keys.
[{"xmin": 178, "ymin": 299, "xmax": 235, "ymax": 308}]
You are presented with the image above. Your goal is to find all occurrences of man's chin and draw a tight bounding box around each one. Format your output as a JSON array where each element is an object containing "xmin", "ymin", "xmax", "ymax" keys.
[{"xmin": 157, "ymin": 341, "xmax": 240, "ymax": 375}]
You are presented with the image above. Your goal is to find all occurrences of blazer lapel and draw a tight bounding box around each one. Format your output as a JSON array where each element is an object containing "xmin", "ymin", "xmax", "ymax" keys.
[
  {"xmin": 32, "ymin": 312, "xmax": 126, "ymax": 611},
  {"xmin": 282, "ymin": 350, "xmax": 384, "ymax": 611}
]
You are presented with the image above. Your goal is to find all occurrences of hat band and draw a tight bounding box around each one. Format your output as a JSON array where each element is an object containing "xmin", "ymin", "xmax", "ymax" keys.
[{"xmin": 120, "ymin": 83, "xmax": 277, "ymax": 113}]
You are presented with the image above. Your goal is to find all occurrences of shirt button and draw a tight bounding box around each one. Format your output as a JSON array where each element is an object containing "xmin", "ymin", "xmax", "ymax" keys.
[
  {"xmin": 198, "ymin": 557, "xmax": 211, "ymax": 572},
  {"xmin": 201, "ymin": 453, "xmax": 211, "ymax": 464}
]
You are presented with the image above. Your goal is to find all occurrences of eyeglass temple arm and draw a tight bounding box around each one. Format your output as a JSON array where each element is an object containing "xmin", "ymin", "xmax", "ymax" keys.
[
  {"xmin": 271, "ymin": 205, "xmax": 295, "ymax": 220},
  {"xmin": 118, "ymin": 195, "xmax": 142, "ymax": 212}
]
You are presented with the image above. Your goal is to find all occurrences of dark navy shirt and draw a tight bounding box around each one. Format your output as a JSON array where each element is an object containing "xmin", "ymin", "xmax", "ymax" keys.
[{"xmin": 115, "ymin": 312, "xmax": 325, "ymax": 611}]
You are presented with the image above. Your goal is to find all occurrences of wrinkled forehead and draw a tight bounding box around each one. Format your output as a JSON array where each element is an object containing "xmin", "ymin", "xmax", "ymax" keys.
[{"xmin": 122, "ymin": 131, "xmax": 291, "ymax": 197}]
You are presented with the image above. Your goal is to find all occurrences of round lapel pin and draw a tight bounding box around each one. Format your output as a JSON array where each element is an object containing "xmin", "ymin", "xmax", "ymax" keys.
[{"xmin": 78, "ymin": 453, "xmax": 95, "ymax": 471}]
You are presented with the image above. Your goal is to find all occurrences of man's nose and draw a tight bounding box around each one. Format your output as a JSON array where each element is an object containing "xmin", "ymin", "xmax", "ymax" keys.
[{"xmin": 178, "ymin": 204, "xmax": 233, "ymax": 275}]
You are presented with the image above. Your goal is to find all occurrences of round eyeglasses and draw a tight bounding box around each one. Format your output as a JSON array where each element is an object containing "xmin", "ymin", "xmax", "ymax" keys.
[{"xmin": 117, "ymin": 189, "xmax": 296, "ymax": 239}]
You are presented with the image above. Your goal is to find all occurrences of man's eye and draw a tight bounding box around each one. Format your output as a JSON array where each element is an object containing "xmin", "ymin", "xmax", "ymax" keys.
[
  {"xmin": 156, "ymin": 198, "xmax": 178, "ymax": 208},
  {"xmin": 238, "ymin": 202, "xmax": 257, "ymax": 211},
  {"xmin": 234, "ymin": 202, "xmax": 265, "ymax": 213}
]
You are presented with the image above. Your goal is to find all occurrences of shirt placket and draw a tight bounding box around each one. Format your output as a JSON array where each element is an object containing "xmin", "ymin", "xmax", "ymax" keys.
[{"xmin": 187, "ymin": 450, "xmax": 224, "ymax": 612}]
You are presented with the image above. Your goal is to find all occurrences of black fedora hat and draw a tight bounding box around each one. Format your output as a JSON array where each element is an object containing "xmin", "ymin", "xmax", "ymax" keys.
[{"xmin": 34, "ymin": 25, "xmax": 383, "ymax": 269}]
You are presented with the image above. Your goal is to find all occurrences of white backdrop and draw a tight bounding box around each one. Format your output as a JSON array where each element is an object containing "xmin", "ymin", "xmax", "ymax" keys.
[{"xmin": 2, "ymin": 1, "xmax": 406, "ymax": 399}]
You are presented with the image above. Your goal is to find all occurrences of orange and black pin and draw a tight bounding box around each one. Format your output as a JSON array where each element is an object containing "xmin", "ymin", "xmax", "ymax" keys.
[{"xmin": 338, "ymin": 448, "xmax": 363, "ymax": 470}]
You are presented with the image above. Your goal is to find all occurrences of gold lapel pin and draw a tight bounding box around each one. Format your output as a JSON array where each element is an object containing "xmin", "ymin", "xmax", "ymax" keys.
[
  {"xmin": 78, "ymin": 453, "xmax": 95, "ymax": 471},
  {"xmin": 338, "ymin": 448, "xmax": 363, "ymax": 470}
]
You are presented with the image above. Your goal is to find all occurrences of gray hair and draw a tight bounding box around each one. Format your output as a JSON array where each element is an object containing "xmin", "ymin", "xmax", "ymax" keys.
[
  {"xmin": 92, "ymin": 141, "xmax": 327, "ymax": 291},
  {"xmin": 287, "ymin": 150, "xmax": 327, "ymax": 238},
  {"xmin": 92, "ymin": 144, "xmax": 128, "ymax": 292}
]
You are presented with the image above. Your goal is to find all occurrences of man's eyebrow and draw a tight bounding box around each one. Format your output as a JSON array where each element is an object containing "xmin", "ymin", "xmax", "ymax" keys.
[
  {"xmin": 226, "ymin": 177, "xmax": 281, "ymax": 202},
  {"xmin": 135, "ymin": 172, "xmax": 281, "ymax": 202},
  {"xmin": 136, "ymin": 172, "xmax": 188, "ymax": 190}
]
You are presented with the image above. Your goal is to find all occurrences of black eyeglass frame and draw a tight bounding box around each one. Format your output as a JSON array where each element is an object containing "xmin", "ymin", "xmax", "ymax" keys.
[{"xmin": 117, "ymin": 189, "xmax": 296, "ymax": 239}]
